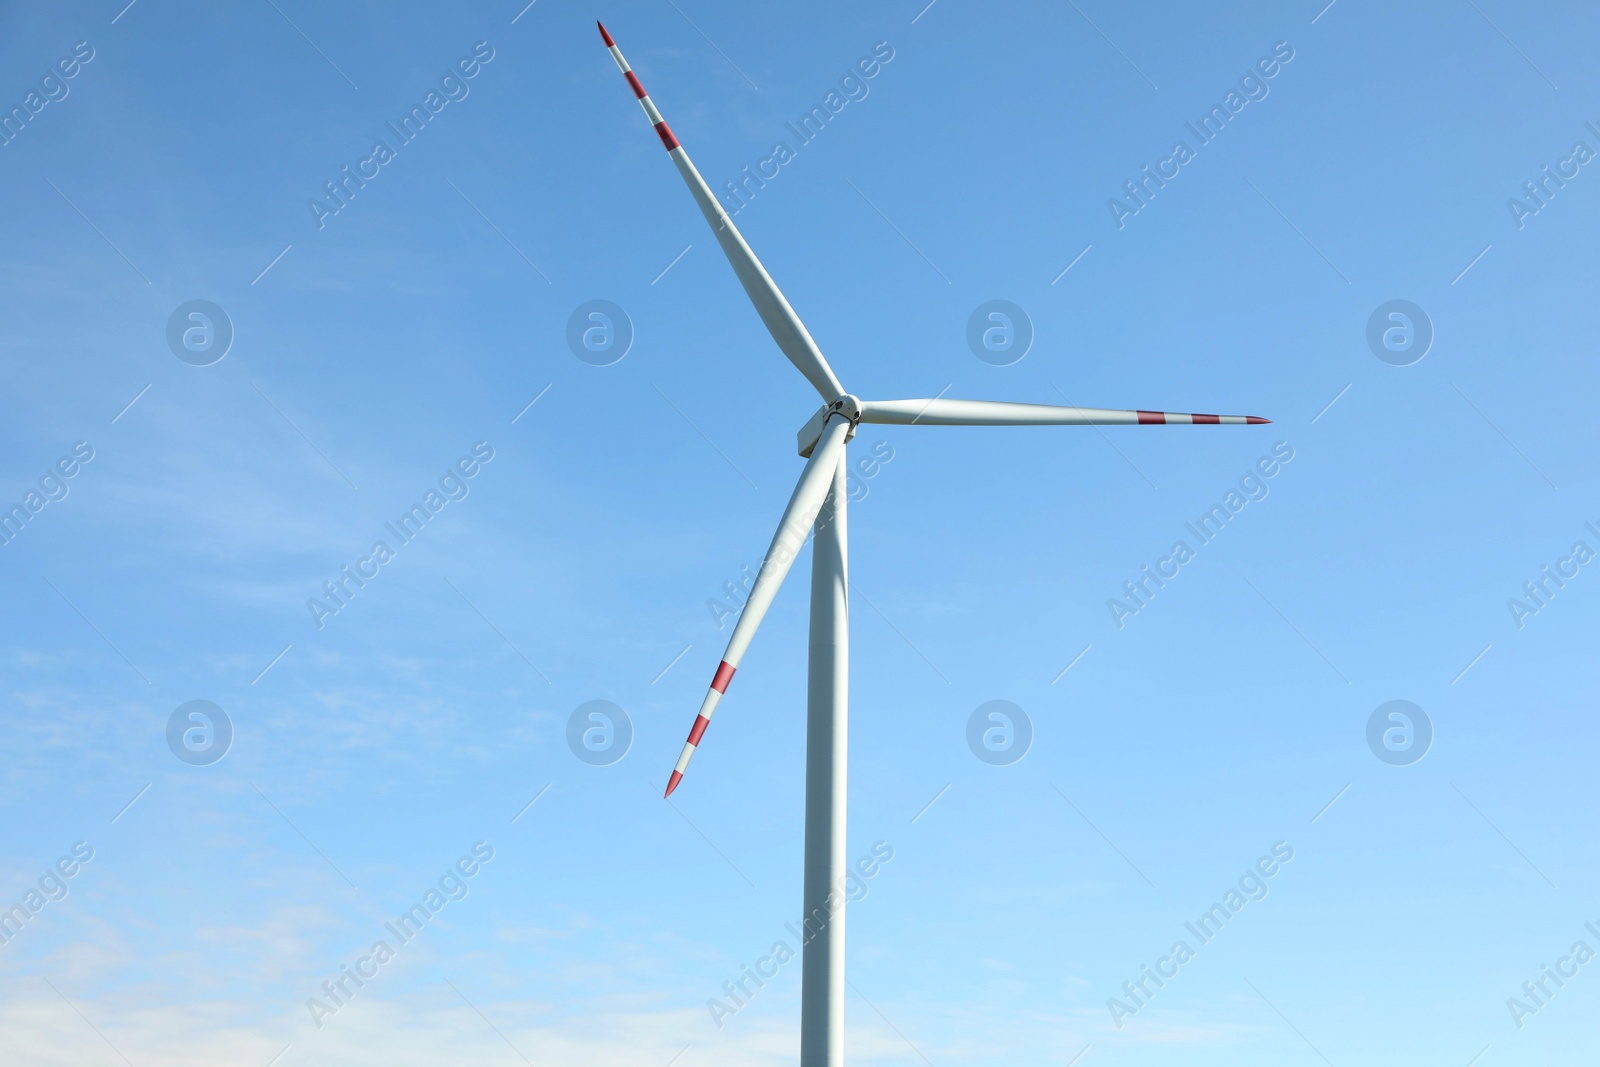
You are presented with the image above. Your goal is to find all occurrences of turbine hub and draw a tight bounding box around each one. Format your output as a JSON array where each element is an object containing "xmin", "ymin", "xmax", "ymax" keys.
[{"xmin": 796, "ymin": 394, "xmax": 861, "ymax": 457}]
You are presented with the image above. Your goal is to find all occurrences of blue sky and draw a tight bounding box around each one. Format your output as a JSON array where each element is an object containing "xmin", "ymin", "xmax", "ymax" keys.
[{"xmin": 2, "ymin": 0, "xmax": 1598, "ymax": 1064}]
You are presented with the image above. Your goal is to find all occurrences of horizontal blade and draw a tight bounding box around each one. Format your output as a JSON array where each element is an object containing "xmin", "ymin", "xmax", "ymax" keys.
[
  {"xmin": 665, "ymin": 416, "xmax": 853, "ymax": 796},
  {"xmin": 598, "ymin": 22, "xmax": 846, "ymax": 403},
  {"xmin": 857, "ymin": 398, "xmax": 1270, "ymax": 426}
]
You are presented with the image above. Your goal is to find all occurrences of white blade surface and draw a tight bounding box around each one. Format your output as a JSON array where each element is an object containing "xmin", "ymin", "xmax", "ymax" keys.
[
  {"xmin": 857, "ymin": 398, "xmax": 1271, "ymax": 426},
  {"xmin": 664, "ymin": 416, "xmax": 853, "ymax": 795},
  {"xmin": 599, "ymin": 23, "xmax": 845, "ymax": 402}
]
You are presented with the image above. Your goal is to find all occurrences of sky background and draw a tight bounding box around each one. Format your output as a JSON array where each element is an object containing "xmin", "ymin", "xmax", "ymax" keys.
[{"xmin": 2, "ymin": 1, "xmax": 1598, "ymax": 1064}]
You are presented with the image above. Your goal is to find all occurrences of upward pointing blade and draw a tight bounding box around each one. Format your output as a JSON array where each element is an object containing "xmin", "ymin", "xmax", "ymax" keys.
[
  {"xmin": 598, "ymin": 22, "xmax": 846, "ymax": 402},
  {"xmin": 665, "ymin": 416, "xmax": 853, "ymax": 797}
]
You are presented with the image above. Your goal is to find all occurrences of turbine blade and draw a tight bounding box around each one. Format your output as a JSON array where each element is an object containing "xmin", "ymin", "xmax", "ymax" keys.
[
  {"xmin": 857, "ymin": 398, "xmax": 1270, "ymax": 426},
  {"xmin": 665, "ymin": 415, "xmax": 853, "ymax": 796},
  {"xmin": 598, "ymin": 22, "xmax": 846, "ymax": 402}
]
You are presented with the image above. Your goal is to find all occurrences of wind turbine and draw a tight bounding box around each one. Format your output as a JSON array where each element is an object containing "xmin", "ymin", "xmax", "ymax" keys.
[{"xmin": 598, "ymin": 22, "xmax": 1268, "ymax": 1065}]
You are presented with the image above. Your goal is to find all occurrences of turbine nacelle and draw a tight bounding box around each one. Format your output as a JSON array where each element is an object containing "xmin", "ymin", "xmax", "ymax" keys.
[{"xmin": 797, "ymin": 394, "xmax": 862, "ymax": 458}]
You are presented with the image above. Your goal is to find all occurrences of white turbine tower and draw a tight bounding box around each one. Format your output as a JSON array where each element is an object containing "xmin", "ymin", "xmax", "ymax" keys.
[{"xmin": 599, "ymin": 22, "xmax": 1268, "ymax": 1065}]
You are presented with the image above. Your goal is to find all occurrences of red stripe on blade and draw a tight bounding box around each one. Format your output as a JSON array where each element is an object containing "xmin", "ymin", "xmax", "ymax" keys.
[
  {"xmin": 1246, "ymin": 416, "xmax": 1272, "ymax": 424},
  {"xmin": 597, "ymin": 21, "xmax": 615, "ymax": 47},
  {"xmin": 686, "ymin": 715, "xmax": 710, "ymax": 746},
  {"xmin": 710, "ymin": 661, "xmax": 736, "ymax": 693},
  {"xmin": 664, "ymin": 770, "xmax": 683, "ymax": 797},
  {"xmin": 654, "ymin": 121, "xmax": 680, "ymax": 150},
  {"xmin": 624, "ymin": 71, "xmax": 646, "ymax": 98},
  {"xmin": 1193, "ymin": 413, "xmax": 1220, "ymax": 424},
  {"xmin": 1137, "ymin": 410, "xmax": 1166, "ymax": 424}
]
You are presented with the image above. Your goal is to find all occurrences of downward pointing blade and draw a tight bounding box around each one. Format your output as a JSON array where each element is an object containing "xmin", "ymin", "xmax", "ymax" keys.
[
  {"xmin": 857, "ymin": 398, "xmax": 1270, "ymax": 426},
  {"xmin": 665, "ymin": 416, "xmax": 853, "ymax": 796},
  {"xmin": 598, "ymin": 22, "xmax": 846, "ymax": 402}
]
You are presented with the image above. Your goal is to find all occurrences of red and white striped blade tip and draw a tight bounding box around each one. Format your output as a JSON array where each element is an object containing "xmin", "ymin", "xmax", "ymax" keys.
[
  {"xmin": 597, "ymin": 21, "xmax": 614, "ymax": 46},
  {"xmin": 663, "ymin": 663, "xmax": 734, "ymax": 797},
  {"xmin": 1135, "ymin": 411, "xmax": 1271, "ymax": 425}
]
